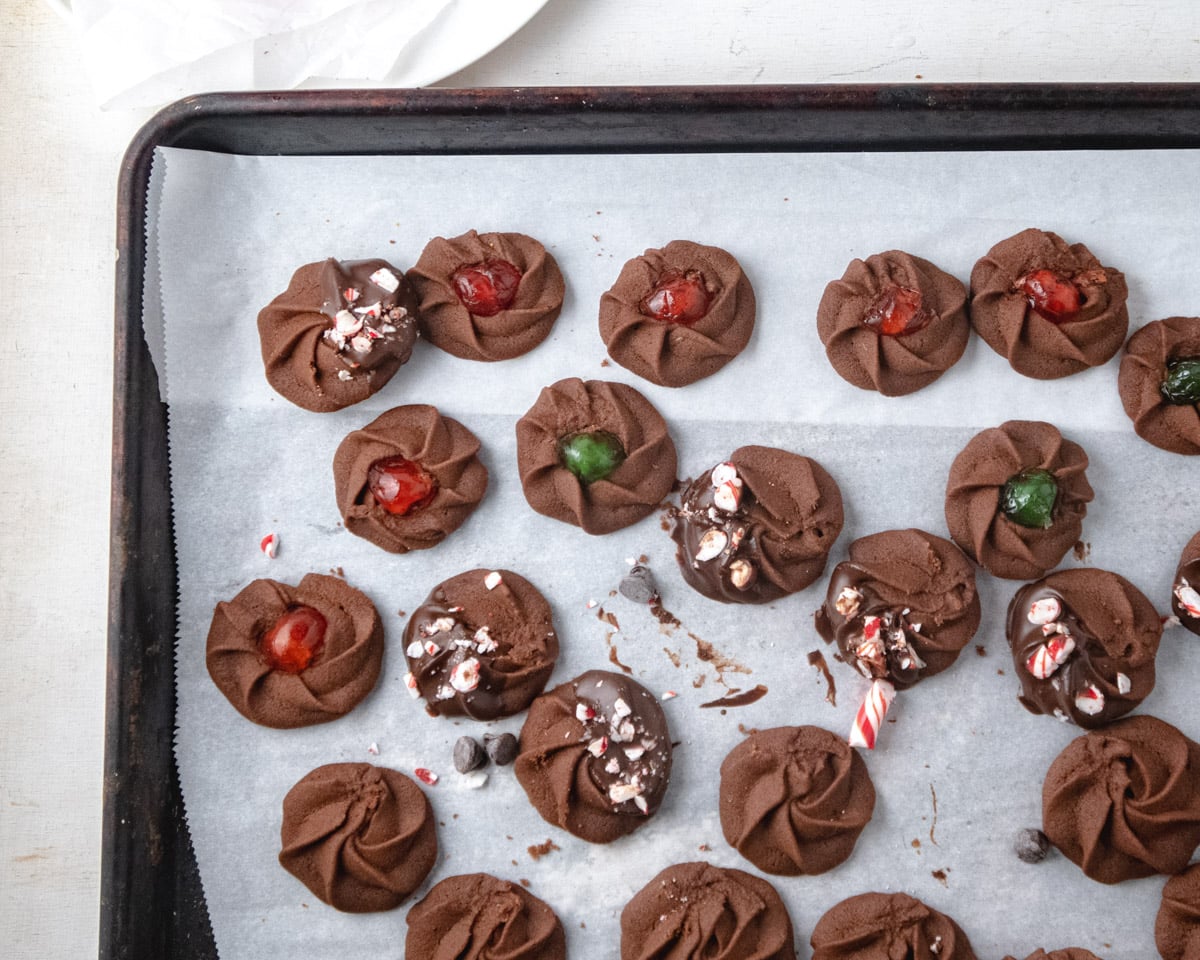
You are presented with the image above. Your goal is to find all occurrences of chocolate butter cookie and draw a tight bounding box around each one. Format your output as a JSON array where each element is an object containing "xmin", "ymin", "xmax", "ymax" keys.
[{"xmin": 1119, "ymin": 316, "xmax": 1200, "ymax": 455}]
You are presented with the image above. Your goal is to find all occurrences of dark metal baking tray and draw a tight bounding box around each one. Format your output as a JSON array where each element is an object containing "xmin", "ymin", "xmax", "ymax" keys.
[{"xmin": 106, "ymin": 84, "xmax": 1200, "ymax": 960}]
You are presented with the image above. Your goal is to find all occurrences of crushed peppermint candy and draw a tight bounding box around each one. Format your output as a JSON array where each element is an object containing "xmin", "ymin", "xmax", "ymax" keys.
[
  {"xmin": 405, "ymin": 640, "xmax": 425, "ymax": 659},
  {"xmin": 587, "ymin": 737, "xmax": 609, "ymax": 757},
  {"xmin": 336, "ymin": 370, "xmax": 353, "ymax": 381},
  {"xmin": 403, "ymin": 672, "xmax": 420, "ymax": 698},
  {"xmin": 1075, "ymin": 685, "xmax": 1105, "ymax": 716},
  {"xmin": 423, "ymin": 640, "xmax": 441, "ymax": 657},
  {"xmin": 661, "ymin": 690, "xmax": 678, "ymax": 701},
  {"xmin": 436, "ymin": 684, "xmax": 455, "ymax": 701},
  {"xmin": 369, "ymin": 267, "xmax": 400, "ymax": 292},
  {"xmin": 695, "ymin": 528, "xmax": 728, "ymax": 562},
  {"xmin": 710, "ymin": 462, "xmax": 740, "ymax": 487},
  {"xmin": 259, "ymin": 532, "xmax": 279, "ymax": 559},
  {"xmin": 612, "ymin": 697, "xmax": 632, "ymax": 719},
  {"xmin": 484, "ymin": 571, "xmax": 503, "ymax": 590},
  {"xmin": 835, "ymin": 586, "xmax": 862, "ymax": 616},
  {"xmin": 1175, "ymin": 579, "xmax": 1200, "ymax": 618},
  {"xmin": 713, "ymin": 480, "xmax": 742, "ymax": 513},
  {"xmin": 450, "ymin": 658, "xmax": 481, "ymax": 693},
  {"xmin": 1027, "ymin": 596, "xmax": 1062, "ymax": 625},
  {"xmin": 1025, "ymin": 634, "xmax": 1076, "ymax": 680},
  {"xmin": 610, "ymin": 783, "xmax": 646, "ymax": 806},
  {"xmin": 460, "ymin": 770, "xmax": 488, "ymax": 790},
  {"xmin": 413, "ymin": 767, "xmax": 439, "ymax": 786},
  {"xmin": 1116, "ymin": 672, "xmax": 1132, "ymax": 694},
  {"xmin": 366, "ymin": 742, "xmax": 379, "ymax": 756},
  {"xmin": 576, "ymin": 703, "xmax": 596, "ymax": 722}
]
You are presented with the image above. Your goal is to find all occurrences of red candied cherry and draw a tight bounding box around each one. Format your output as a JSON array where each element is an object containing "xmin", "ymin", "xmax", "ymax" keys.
[
  {"xmin": 1016, "ymin": 269, "xmax": 1082, "ymax": 323},
  {"xmin": 450, "ymin": 259, "xmax": 523, "ymax": 317},
  {"xmin": 367, "ymin": 456, "xmax": 438, "ymax": 516},
  {"xmin": 639, "ymin": 271, "xmax": 712, "ymax": 325},
  {"xmin": 261, "ymin": 605, "xmax": 327, "ymax": 674},
  {"xmin": 860, "ymin": 284, "xmax": 932, "ymax": 336}
]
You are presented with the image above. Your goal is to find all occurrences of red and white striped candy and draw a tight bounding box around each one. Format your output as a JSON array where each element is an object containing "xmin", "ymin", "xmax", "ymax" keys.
[
  {"xmin": 1027, "ymin": 597, "xmax": 1062, "ymax": 625},
  {"xmin": 1175, "ymin": 580, "xmax": 1200, "ymax": 618},
  {"xmin": 259, "ymin": 532, "xmax": 279, "ymax": 559},
  {"xmin": 1075, "ymin": 685, "xmax": 1105, "ymax": 716},
  {"xmin": 849, "ymin": 679, "xmax": 896, "ymax": 750},
  {"xmin": 1025, "ymin": 634, "xmax": 1076, "ymax": 679}
]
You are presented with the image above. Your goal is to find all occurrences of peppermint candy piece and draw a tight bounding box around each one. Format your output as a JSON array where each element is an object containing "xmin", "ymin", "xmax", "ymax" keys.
[
  {"xmin": 1027, "ymin": 596, "xmax": 1062, "ymax": 625},
  {"xmin": 450, "ymin": 658, "xmax": 481, "ymax": 693},
  {"xmin": 369, "ymin": 267, "xmax": 400, "ymax": 293}
]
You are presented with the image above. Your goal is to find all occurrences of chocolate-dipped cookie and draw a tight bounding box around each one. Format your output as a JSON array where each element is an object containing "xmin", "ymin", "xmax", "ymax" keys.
[
  {"xmin": 515, "ymin": 377, "xmax": 677, "ymax": 535},
  {"xmin": 620, "ymin": 862, "xmax": 795, "ymax": 960},
  {"xmin": 515, "ymin": 670, "xmax": 672, "ymax": 844},
  {"xmin": 406, "ymin": 873, "xmax": 566, "ymax": 960},
  {"xmin": 969, "ymin": 228, "xmax": 1128, "ymax": 379},
  {"xmin": 945, "ymin": 420, "xmax": 1093, "ymax": 580},
  {"xmin": 671, "ymin": 447, "xmax": 843, "ymax": 604},
  {"xmin": 402, "ymin": 569, "xmax": 558, "ymax": 720},
  {"xmin": 257, "ymin": 258, "xmax": 419, "ymax": 412},
  {"xmin": 1002, "ymin": 951, "xmax": 1104, "ymax": 960},
  {"xmin": 1157, "ymin": 862, "xmax": 1200, "ymax": 960},
  {"xmin": 1008, "ymin": 569, "xmax": 1161, "ymax": 728},
  {"xmin": 814, "ymin": 529, "xmax": 980, "ymax": 691},
  {"xmin": 1042, "ymin": 715, "xmax": 1200, "ymax": 884},
  {"xmin": 206, "ymin": 574, "xmax": 382, "ymax": 728},
  {"xmin": 1119, "ymin": 316, "xmax": 1200, "ymax": 455},
  {"xmin": 720, "ymin": 725, "xmax": 874, "ymax": 876},
  {"xmin": 333, "ymin": 404, "xmax": 488, "ymax": 553},
  {"xmin": 1173, "ymin": 531, "xmax": 1200, "ymax": 635},
  {"xmin": 816, "ymin": 250, "xmax": 969, "ymax": 396},
  {"xmin": 408, "ymin": 230, "xmax": 564, "ymax": 362},
  {"xmin": 599, "ymin": 240, "xmax": 756, "ymax": 387},
  {"xmin": 278, "ymin": 762, "xmax": 437, "ymax": 912},
  {"xmin": 810, "ymin": 892, "xmax": 977, "ymax": 960}
]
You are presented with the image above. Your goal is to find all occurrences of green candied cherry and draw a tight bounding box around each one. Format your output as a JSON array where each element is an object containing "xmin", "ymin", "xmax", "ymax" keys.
[
  {"xmin": 1161, "ymin": 357, "xmax": 1200, "ymax": 405},
  {"xmin": 1001, "ymin": 468, "xmax": 1059, "ymax": 529},
  {"xmin": 558, "ymin": 430, "xmax": 626, "ymax": 485}
]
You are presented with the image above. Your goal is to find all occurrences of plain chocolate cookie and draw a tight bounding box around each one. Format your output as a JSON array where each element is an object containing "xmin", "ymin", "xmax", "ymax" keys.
[{"xmin": 810, "ymin": 892, "xmax": 978, "ymax": 960}]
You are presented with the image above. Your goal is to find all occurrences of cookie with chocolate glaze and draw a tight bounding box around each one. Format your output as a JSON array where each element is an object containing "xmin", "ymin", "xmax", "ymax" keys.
[
  {"xmin": 258, "ymin": 258, "xmax": 419, "ymax": 412},
  {"xmin": 1119, "ymin": 316, "xmax": 1200, "ymax": 455},
  {"xmin": 816, "ymin": 250, "xmax": 969, "ymax": 396},
  {"xmin": 278, "ymin": 762, "xmax": 436, "ymax": 912},
  {"xmin": 402, "ymin": 569, "xmax": 558, "ymax": 721},
  {"xmin": 945, "ymin": 420, "xmax": 1093, "ymax": 580},
  {"xmin": 515, "ymin": 670, "xmax": 672, "ymax": 844},
  {"xmin": 810, "ymin": 892, "xmax": 977, "ymax": 960},
  {"xmin": 1042, "ymin": 715, "xmax": 1200, "ymax": 884},
  {"xmin": 206, "ymin": 574, "xmax": 383, "ymax": 729},
  {"xmin": 1008, "ymin": 568, "xmax": 1161, "ymax": 728},
  {"xmin": 599, "ymin": 240, "xmax": 756, "ymax": 387},
  {"xmin": 620, "ymin": 862, "xmax": 795, "ymax": 960},
  {"xmin": 406, "ymin": 874, "xmax": 566, "ymax": 960},
  {"xmin": 671, "ymin": 446, "xmax": 843, "ymax": 604},
  {"xmin": 814, "ymin": 529, "xmax": 980, "ymax": 691},
  {"xmin": 1172, "ymin": 531, "xmax": 1200, "ymax": 635},
  {"xmin": 1157, "ymin": 862, "xmax": 1200, "ymax": 960},
  {"xmin": 969, "ymin": 228, "xmax": 1128, "ymax": 379},
  {"xmin": 408, "ymin": 230, "xmax": 564, "ymax": 362},
  {"xmin": 333, "ymin": 404, "xmax": 488, "ymax": 553},
  {"xmin": 516, "ymin": 378, "xmax": 677, "ymax": 535}
]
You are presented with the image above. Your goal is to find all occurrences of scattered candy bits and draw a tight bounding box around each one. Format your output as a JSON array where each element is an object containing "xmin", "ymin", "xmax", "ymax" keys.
[
  {"xmin": 259, "ymin": 533, "xmax": 279, "ymax": 559},
  {"xmin": 367, "ymin": 742, "xmax": 379, "ymax": 756},
  {"xmin": 414, "ymin": 767, "xmax": 439, "ymax": 786},
  {"xmin": 484, "ymin": 571, "xmax": 503, "ymax": 591},
  {"xmin": 849, "ymin": 678, "xmax": 896, "ymax": 750}
]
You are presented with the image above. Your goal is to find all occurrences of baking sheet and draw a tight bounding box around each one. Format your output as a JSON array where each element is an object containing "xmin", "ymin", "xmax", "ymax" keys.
[{"xmin": 151, "ymin": 146, "xmax": 1200, "ymax": 959}]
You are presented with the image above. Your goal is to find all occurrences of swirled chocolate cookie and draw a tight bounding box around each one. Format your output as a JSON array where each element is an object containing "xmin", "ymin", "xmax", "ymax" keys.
[
  {"xmin": 515, "ymin": 378, "xmax": 677, "ymax": 535},
  {"xmin": 1042, "ymin": 715, "xmax": 1200, "ymax": 884},
  {"xmin": 1173, "ymin": 531, "xmax": 1200, "ymax": 635},
  {"xmin": 599, "ymin": 240, "xmax": 756, "ymax": 387},
  {"xmin": 620, "ymin": 862, "xmax": 795, "ymax": 960},
  {"xmin": 814, "ymin": 529, "xmax": 980, "ymax": 691},
  {"xmin": 1008, "ymin": 569, "xmax": 1161, "ymax": 728},
  {"xmin": 671, "ymin": 447, "xmax": 843, "ymax": 604},
  {"xmin": 278, "ymin": 763, "xmax": 437, "ymax": 912},
  {"xmin": 816, "ymin": 250, "xmax": 969, "ymax": 396},
  {"xmin": 969, "ymin": 228, "xmax": 1128, "ymax": 379},
  {"xmin": 1002, "ymin": 951, "xmax": 1103, "ymax": 960},
  {"xmin": 515, "ymin": 670, "xmax": 672, "ymax": 844},
  {"xmin": 810, "ymin": 892, "xmax": 977, "ymax": 960},
  {"xmin": 1157, "ymin": 862, "xmax": 1200, "ymax": 960},
  {"xmin": 402, "ymin": 569, "xmax": 558, "ymax": 720},
  {"xmin": 1119, "ymin": 316, "xmax": 1200, "ymax": 455},
  {"xmin": 408, "ymin": 230, "xmax": 565, "ymax": 362},
  {"xmin": 945, "ymin": 420, "xmax": 1093, "ymax": 580},
  {"xmin": 206, "ymin": 574, "xmax": 382, "ymax": 728},
  {"xmin": 719, "ymin": 725, "xmax": 874, "ymax": 876},
  {"xmin": 333, "ymin": 404, "xmax": 488, "ymax": 553},
  {"xmin": 257, "ymin": 258, "xmax": 419, "ymax": 412},
  {"xmin": 406, "ymin": 874, "xmax": 566, "ymax": 960}
]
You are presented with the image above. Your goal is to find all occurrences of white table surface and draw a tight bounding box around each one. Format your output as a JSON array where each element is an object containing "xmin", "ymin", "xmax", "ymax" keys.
[{"xmin": 2, "ymin": 1, "xmax": 1198, "ymax": 957}]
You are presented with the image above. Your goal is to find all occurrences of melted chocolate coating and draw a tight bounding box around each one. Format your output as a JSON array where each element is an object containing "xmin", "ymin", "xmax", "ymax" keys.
[
  {"xmin": 1172, "ymin": 531, "xmax": 1200, "ymax": 636},
  {"xmin": 206, "ymin": 574, "xmax": 383, "ymax": 728},
  {"xmin": 402, "ymin": 569, "xmax": 558, "ymax": 721},
  {"xmin": 515, "ymin": 670, "xmax": 672, "ymax": 844},
  {"xmin": 671, "ymin": 447, "xmax": 843, "ymax": 604},
  {"xmin": 516, "ymin": 378, "xmax": 678, "ymax": 535},
  {"xmin": 719, "ymin": 725, "xmax": 874, "ymax": 876},
  {"xmin": 1002, "ymin": 951, "xmax": 1104, "ymax": 960},
  {"xmin": 408, "ymin": 230, "xmax": 565, "ymax": 362},
  {"xmin": 1008, "ymin": 569, "xmax": 1161, "ymax": 728},
  {"xmin": 816, "ymin": 250, "xmax": 970, "ymax": 396},
  {"xmin": 1042, "ymin": 715, "xmax": 1200, "ymax": 884},
  {"xmin": 1157, "ymin": 862, "xmax": 1200, "ymax": 960},
  {"xmin": 278, "ymin": 762, "xmax": 436, "ymax": 912},
  {"xmin": 809, "ymin": 892, "xmax": 977, "ymax": 960},
  {"xmin": 620, "ymin": 862, "xmax": 796, "ymax": 960},
  {"xmin": 945, "ymin": 420, "xmax": 1093, "ymax": 580},
  {"xmin": 1119, "ymin": 316, "xmax": 1200, "ymax": 454},
  {"xmin": 333, "ymin": 404, "xmax": 488, "ymax": 553},
  {"xmin": 969, "ymin": 228, "xmax": 1129, "ymax": 379},
  {"xmin": 405, "ymin": 873, "xmax": 566, "ymax": 960},
  {"xmin": 599, "ymin": 240, "xmax": 756, "ymax": 387},
  {"xmin": 258, "ymin": 258, "xmax": 419, "ymax": 412},
  {"xmin": 814, "ymin": 529, "xmax": 980, "ymax": 691}
]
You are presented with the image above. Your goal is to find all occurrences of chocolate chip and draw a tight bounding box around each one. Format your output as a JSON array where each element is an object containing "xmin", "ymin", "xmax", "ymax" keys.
[
  {"xmin": 453, "ymin": 736, "xmax": 487, "ymax": 774},
  {"xmin": 484, "ymin": 732, "xmax": 518, "ymax": 766},
  {"xmin": 619, "ymin": 564, "xmax": 659, "ymax": 604},
  {"xmin": 1013, "ymin": 827, "xmax": 1051, "ymax": 863}
]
